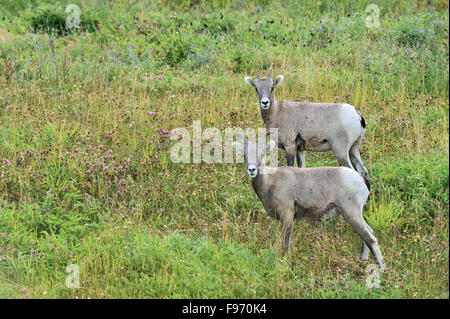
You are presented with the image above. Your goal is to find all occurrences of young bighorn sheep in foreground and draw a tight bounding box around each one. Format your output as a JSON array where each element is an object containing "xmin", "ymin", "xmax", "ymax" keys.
[
  {"xmin": 233, "ymin": 133, "xmax": 386, "ymax": 271},
  {"xmin": 244, "ymin": 71, "xmax": 368, "ymax": 176}
]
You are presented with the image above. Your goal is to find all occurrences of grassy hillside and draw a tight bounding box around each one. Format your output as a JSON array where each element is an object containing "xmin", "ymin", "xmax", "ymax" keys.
[{"xmin": 0, "ymin": 0, "xmax": 448, "ymax": 298}]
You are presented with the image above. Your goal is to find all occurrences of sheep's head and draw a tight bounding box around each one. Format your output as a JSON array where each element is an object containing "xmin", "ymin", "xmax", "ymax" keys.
[
  {"xmin": 233, "ymin": 133, "xmax": 276, "ymax": 178},
  {"xmin": 244, "ymin": 70, "xmax": 283, "ymax": 110}
]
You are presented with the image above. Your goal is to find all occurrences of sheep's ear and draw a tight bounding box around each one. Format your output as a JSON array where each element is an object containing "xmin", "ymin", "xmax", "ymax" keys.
[
  {"xmin": 272, "ymin": 75, "xmax": 283, "ymax": 87},
  {"xmin": 266, "ymin": 140, "xmax": 277, "ymax": 152},
  {"xmin": 244, "ymin": 76, "xmax": 256, "ymax": 88},
  {"xmin": 232, "ymin": 142, "xmax": 245, "ymax": 156}
]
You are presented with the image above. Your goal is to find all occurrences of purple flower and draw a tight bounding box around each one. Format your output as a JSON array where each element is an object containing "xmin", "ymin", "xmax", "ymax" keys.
[{"xmin": 147, "ymin": 111, "xmax": 155, "ymax": 116}]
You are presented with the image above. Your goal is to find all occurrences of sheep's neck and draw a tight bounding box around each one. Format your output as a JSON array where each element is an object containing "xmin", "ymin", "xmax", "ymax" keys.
[{"xmin": 251, "ymin": 170, "xmax": 269, "ymax": 197}]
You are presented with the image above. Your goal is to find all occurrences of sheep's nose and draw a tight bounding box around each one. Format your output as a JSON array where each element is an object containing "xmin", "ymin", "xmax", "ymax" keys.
[
  {"xmin": 260, "ymin": 98, "xmax": 270, "ymax": 108},
  {"xmin": 248, "ymin": 168, "xmax": 256, "ymax": 174}
]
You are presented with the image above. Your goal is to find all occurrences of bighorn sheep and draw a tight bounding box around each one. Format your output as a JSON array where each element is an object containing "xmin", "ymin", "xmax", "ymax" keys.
[
  {"xmin": 244, "ymin": 71, "xmax": 368, "ymax": 176},
  {"xmin": 233, "ymin": 133, "xmax": 386, "ymax": 271}
]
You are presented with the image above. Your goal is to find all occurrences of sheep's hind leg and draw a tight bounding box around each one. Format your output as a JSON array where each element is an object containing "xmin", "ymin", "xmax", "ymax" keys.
[
  {"xmin": 332, "ymin": 143, "xmax": 355, "ymax": 170},
  {"xmin": 342, "ymin": 208, "xmax": 386, "ymax": 271},
  {"xmin": 361, "ymin": 220, "xmax": 375, "ymax": 261},
  {"xmin": 350, "ymin": 137, "xmax": 368, "ymax": 176}
]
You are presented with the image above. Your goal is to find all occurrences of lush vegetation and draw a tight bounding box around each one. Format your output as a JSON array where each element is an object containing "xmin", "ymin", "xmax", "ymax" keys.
[{"xmin": 0, "ymin": 0, "xmax": 448, "ymax": 298}]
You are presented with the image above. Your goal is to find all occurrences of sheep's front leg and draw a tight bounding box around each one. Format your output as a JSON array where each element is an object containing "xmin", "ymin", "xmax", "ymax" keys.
[
  {"xmin": 284, "ymin": 144, "xmax": 297, "ymax": 167},
  {"xmin": 280, "ymin": 207, "xmax": 295, "ymax": 255},
  {"xmin": 296, "ymin": 150, "xmax": 306, "ymax": 168}
]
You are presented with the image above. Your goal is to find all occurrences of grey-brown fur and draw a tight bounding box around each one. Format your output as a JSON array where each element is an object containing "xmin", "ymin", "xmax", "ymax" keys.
[
  {"xmin": 233, "ymin": 135, "xmax": 386, "ymax": 271},
  {"xmin": 244, "ymin": 72, "xmax": 368, "ymax": 176}
]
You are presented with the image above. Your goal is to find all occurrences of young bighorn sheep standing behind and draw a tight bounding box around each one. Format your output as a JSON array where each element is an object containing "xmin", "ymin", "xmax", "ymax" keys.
[
  {"xmin": 244, "ymin": 71, "xmax": 368, "ymax": 176},
  {"xmin": 233, "ymin": 133, "xmax": 386, "ymax": 271}
]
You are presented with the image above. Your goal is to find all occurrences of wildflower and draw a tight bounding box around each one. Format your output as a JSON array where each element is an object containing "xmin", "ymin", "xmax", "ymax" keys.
[
  {"xmin": 5, "ymin": 159, "xmax": 11, "ymax": 166},
  {"xmin": 393, "ymin": 224, "xmax": 397, "ymax": 229}
]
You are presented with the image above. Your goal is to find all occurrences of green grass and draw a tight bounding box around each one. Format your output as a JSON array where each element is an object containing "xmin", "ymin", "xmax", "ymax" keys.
[{"xmin": 0, "ymin": 0, "xmax": 448, "ymax": 298}]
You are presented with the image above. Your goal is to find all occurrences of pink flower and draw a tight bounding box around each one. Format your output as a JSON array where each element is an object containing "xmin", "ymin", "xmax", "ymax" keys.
[{"xmin": 393, "ymin": 224, "xmax": 397, "ymax": 229}]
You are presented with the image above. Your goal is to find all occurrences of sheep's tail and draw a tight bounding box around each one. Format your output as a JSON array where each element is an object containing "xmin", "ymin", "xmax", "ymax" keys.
[{"xmin": 358, "ymin": 111, "xmax": 366, "ymax": 129}]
